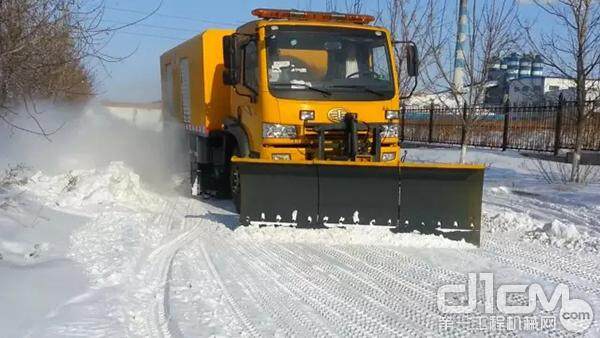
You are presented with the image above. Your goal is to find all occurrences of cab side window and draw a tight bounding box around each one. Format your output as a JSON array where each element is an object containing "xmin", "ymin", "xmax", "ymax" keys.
[{"xmin": 243, "ymin": 40, "xmax": 259, "ymax": 92}]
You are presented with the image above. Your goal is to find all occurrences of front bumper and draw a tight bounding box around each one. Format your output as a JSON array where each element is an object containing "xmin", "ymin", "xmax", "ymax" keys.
[
  {"xmin": 261, "ymin": 144, "xmax": 400, "ymax": 162},
  {"xmin": 262, "ymin": 114, "xmax": 400, "ymax": 162}
]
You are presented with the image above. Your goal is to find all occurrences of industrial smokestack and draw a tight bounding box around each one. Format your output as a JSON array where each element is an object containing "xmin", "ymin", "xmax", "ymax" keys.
[{"xmin": 453, "ymin": 0, "xmax": 468, "ymax": 95}]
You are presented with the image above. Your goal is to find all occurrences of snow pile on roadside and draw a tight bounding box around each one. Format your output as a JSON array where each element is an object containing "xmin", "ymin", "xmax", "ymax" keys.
[
  {"xmin": 484, "ymin": 208, "xmax": 599, "ymax": 252},
  {"xmin": 483, "ymin": 211, "xmax": 538, "ymax": 233},
  {"xmin": 523, "ymin": 219, "xmax": 600, "ymax": 253},
  {"xmin": 26, "ymin": 161, "xmax": 163, "ymax": 213},
  {"xmin": 541, "ymin": 220, "xmax": 581, "ymax": 241},
  {"xmin": 69, "ymin": 211, "xmax": 158, "ymax": 287},
  {"xmin": 24, "ymin": 162, "xmax": 186, "ymax": 288},
  {"xmin": 233, "ymin": 226, "xmax": 476, "ymax": 249}
]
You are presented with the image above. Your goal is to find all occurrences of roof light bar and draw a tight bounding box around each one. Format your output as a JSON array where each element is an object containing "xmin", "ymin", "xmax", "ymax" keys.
[{"xmin": 251, "ymin": 8, "xmax": 375, "ymax": 25}]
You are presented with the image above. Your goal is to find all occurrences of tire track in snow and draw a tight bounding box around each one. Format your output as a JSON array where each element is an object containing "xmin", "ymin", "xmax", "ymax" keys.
[
  {"xmin": 260, "ymin": 242, "xmax": 422, "ymax": 336},
  {"xmin": 300, "ymin": 243, "xmax": 473, "ymax": 337},
  {"xmin": 171, "ymin": 208, "xmax": 359, "ymax": 336},
  {"xmin": 478, "ymin": 240, "xmax": 600, "ymax": 298},
  {"xmin": 125, "ymin": 198, "xmax": 204, "ymax": 338},
  {"xmin": 199, "ymin": 242, "xmax": 260, "ymax": 337},
  {"xmin": 166, "ymin": 195, "xmax": 600, "ymax": 337},
  {"xmin": 163, "ymin": 250, "xmax": 185, "ymax": 338},
  {"xmin": 163, "ymin": 204, "xmax": 263, "ymax": 337},
  {"xmin": 233, "ymin": 238, "xmax": 392, "ymax": 336},
  {"xmin": 483, "ymin": 235, "xmax": 600, "ymax": 286},
  {"xmin": 167, "ymin": 243, "xmax": 247, "ymax": 336},
  {"xmin": 215, "ymin": 238, "xmax": 334, "ymax": 337},
  {"xmin": 484, "ymin": 192, "xmax": 600, "ymax": 284},
  {"xmin": 474, "ymin": 246, "xmax": 600, "ymax": 336},
  {"xmin": 145, "ymin": 228, "xmax": 199, "ymax": 337},
  {"xmin": 187, "ymin": 225, "xmax": 341, "ymax": 337},
  {"xmin": 348, "ymin": 245, "xmax": 583, "ymax": 337}
]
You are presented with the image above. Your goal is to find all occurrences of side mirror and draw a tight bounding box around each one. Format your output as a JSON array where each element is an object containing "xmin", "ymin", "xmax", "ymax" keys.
[
  {"xmin": 405, "ymin": 44, "xmax": 419, "ymax": 77},
  {"xmin": 393, "ymin": 41, "xmax": 419, "ymax": 99},
  {"xmin": 222, "ymin": 35, "xmax": 240, "ymax": 85}
]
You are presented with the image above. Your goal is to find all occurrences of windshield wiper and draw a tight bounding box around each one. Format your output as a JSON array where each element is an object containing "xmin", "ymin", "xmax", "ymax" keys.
[
  {"xmin": 271, "ymin": 82, "xmax": 331, "ymax": 96},
  {"xmin": 328, "ymin": 85, "xmax": 386, "ymax": 97}
]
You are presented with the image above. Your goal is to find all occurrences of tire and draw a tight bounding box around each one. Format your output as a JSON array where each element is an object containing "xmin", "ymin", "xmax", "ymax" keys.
[{"xmin": 215, "ymin": 135, "xmax": 236, "ymax": 199}]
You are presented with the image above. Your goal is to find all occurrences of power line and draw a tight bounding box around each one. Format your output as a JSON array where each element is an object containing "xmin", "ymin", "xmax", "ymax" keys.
[
  {"xmin": 105, "ymin": 6, "xmax": 241, "ymax": 27},
  {"xmin": 115, "ymin": 31, "xmax": 188, "ymax": 42},
  {"xmin": 103, "ymin": 19, "xmax": 201, "ymax": 33}
]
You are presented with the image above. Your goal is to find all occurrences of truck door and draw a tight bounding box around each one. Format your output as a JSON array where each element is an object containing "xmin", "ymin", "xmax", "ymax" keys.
[{"xmin": 237, "ymin": 39, "xmax": 261, "ymax": 152}]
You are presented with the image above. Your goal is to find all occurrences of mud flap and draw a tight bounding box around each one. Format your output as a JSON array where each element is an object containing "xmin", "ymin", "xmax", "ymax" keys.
[{"xmin": 398, "ymin": 165, "xmax": 484, "ymax": 246}]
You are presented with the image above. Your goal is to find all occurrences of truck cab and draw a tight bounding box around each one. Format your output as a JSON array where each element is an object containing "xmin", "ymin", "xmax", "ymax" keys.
[{"xmin": 222, "ymin": 9, "xmax": 417, "ymax": 163}]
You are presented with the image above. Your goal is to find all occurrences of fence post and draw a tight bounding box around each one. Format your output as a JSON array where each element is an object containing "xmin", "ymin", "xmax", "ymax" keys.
[
  {"xmin": 461, "ymin": 102, "xmax": 468, "ymax": 146},
  {"xmin": 502, "ymin": 99, "xmax": 510, "ymax": 151},
  {"xmin": 428, "ymin": 101, "xmax": 434, "ymax": 143},
  {"xmin": 400, "ymin": 105, "xmax": 406, "ymax": 143},
  {"xmin": 554, "ymin": 94, "xmax": 564, "ymax": 156}
]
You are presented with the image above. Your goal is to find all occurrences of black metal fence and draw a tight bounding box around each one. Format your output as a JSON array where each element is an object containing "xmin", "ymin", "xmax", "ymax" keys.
[{"xmin": 400, "ymin": 100, "xmax": 600, "ymax": 153}]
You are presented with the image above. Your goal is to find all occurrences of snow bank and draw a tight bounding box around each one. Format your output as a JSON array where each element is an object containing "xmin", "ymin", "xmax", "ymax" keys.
[
  {"xmin": 484, "ymin": 211, "xmax": 538, "ymax": 233},
  {"xmin": 233, "ymin": 226, "xmax": 475, "ymax": 249},
  {"xmin": 0, "ymin": 102, "xmax": 187, "ymax": 193},
  {"xmin": 521, "ymin": 219, "xmax": 600, "ymax": 252},
  {"xmin": 26, "ymin": 161, "xmax": 164, "ymax": 213},
  {"xmin": 0, "ymin": 183, "xmax": 90, "ymax": 337},
  {"xmin": 541, "ymin": 220, "xmax": 581, "ymax": 241}
]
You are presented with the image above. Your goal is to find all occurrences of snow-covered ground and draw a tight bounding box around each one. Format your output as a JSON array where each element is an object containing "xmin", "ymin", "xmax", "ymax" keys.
[{"xmin": 1, "ymin": 138, "xmax": 600, "ymax": 336}]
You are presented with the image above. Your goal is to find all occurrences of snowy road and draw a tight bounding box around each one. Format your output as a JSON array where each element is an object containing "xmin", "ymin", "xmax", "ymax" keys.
[
  {"xmin": 160, "ymin": 196, "xmax": 600, "ymax": 337},
  {"xmin": 3, "ymin": 149, "xmax": 600, "ymax": 337}
]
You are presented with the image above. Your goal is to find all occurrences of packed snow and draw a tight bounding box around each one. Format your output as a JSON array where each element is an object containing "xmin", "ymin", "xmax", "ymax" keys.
[{"xmin": 1, "ymin": 107, "xmax": 600, "ymax": 337}]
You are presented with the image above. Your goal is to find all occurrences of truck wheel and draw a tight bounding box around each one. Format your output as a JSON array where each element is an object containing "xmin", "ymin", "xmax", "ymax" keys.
[{"xmin": 230, "ymin": 162, "xmax": 241, "ymax": 213}]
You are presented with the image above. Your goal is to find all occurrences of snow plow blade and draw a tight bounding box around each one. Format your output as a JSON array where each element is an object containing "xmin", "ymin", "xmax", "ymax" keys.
[
  {"xmin": 233, "ymin": 158, "xmax": 484, "ymax": 246},
  {"xmin": 398, "ymin": 163, "xmax": 485, "ymax": 246}
]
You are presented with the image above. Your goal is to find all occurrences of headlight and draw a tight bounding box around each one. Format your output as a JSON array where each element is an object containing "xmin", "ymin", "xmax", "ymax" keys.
[
  {"xmin": 263, "ymin": 123, "xmax": 297, "ymax": 139},
  {"xmin": 380, "ymin": 124, "xmax": 399, "ymax": 138},
  {"xmin": 299, "ymin": 110, "xmax": 315, "ymax": 121},
  {"xmin": 385, "ymin": 110, "xmax": 400, "ymax": 119},
  {"xmin": 272, "ymin": 153, "xmax": 291, "ymax": 161},
  {"xmin": 382, "ymin": 152, "xmax": 396, "ymax": 161}
]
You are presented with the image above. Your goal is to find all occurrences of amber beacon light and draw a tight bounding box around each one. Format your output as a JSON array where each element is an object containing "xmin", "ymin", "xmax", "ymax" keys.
[{"xmin": 251, "ymin": 8, "xmax": 375, "ymax": 24}]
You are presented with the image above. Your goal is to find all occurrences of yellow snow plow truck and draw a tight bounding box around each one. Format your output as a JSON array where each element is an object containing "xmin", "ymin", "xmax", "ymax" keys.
[{"xmin": 160, "ymin": 8, "xmax": 485, "ymax": 245}]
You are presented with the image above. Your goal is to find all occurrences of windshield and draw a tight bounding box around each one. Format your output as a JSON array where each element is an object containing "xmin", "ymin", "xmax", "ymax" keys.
[{"xmin": 266, "ymin": 25, "xmax": 395, "ymax": 101}]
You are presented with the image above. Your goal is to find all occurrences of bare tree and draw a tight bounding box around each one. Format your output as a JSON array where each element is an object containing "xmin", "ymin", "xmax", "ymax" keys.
[
  {"xmin": 381, "ymin": 0, "xmax": 438, "ymax": 97},
  {"xmin": 421, "ymin": 0, "xmax": 519, "ymax": 163},
  {"xmin": 345, "ymin": 0, "xmax": 365, "ymax": 14},
  {"xmin": 522, "ymin": 0, "xmax": 600, "ymax": 183},
  {"xmin": 0, "ymin": 0, "xmax": 161, "ymax": 138},
  {"xmin": 324, "ymin": 0, "xmax": 365, "ymax": 13},
  {"xmin": 325, "ymin": 0, "xmax": 338, "ymax": 11}
]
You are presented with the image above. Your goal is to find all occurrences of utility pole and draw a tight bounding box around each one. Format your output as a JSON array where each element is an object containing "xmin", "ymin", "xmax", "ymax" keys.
[
  {"xmin": 455, "ymin": 0, "xmax": 469, "ymax": 163},
  {"xmin": 453, "ymin": 0, "xmax": 468, "ymax": 98}
]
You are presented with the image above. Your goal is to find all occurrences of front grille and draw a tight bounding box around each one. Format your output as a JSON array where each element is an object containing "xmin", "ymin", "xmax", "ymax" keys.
[{"xmin": 303, "ymin": 117, "xmax": 384, "ymax": 161}]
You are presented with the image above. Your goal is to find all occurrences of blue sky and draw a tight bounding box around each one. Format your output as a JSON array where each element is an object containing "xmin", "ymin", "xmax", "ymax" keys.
[{"xmin": 95, "ymin": 0, "xmax": 545, "ymax": 102}]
